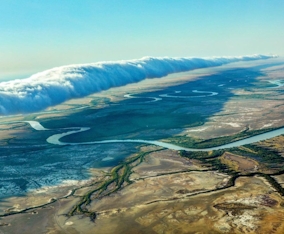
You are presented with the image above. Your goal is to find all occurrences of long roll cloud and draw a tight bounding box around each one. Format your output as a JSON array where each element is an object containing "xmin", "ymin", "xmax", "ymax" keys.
[{"xmin": 0, "ymin": 55, "xmax": 276, "ymax": 115}]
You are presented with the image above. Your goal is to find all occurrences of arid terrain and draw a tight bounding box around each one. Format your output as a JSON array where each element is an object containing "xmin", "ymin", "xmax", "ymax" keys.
[{"xmin": 1, "ymin": 59, "xmax": 284, "ymax": 233}]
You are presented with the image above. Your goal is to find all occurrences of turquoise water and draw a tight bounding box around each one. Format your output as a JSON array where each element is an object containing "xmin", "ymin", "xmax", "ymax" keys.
[{"xmin": 28, "ymin": 121, "xmax": 284, "ymax": 151}]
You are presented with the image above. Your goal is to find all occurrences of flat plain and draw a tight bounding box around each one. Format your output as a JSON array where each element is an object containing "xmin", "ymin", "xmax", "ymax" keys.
[{"xmin": 1, "ymin": 58, "xmax": 284, "ymax": 233}]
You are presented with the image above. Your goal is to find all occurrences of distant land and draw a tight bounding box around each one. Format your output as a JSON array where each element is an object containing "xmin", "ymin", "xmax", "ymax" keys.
[{"xmin": 1, "ymin": 56, "xmax": 284, "ymax": 234}]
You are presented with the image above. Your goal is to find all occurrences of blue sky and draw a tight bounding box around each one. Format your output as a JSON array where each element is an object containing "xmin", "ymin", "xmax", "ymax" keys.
[{"xmin": 0, "ymin": 0, "xmax": 283, "ymax": 80}]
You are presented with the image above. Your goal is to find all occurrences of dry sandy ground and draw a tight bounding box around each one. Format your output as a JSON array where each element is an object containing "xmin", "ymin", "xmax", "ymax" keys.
[
  {"xmin": 183, "ymin": 64, "xmax": 284, "ymax": 139},
  {"xmin": 1, "ymin": 59, "xmax": 284, "ymax": 233},
  {"xmin": 59, "ymin": 176, "xmax": 283, "ymax": 234},
  {"xmin": 221, "ymin": 152, "xmax": 259, "ymax": 173},
  {"xmin": 1, "ymin": 151, "xmax": 284, "ymax": 234}
]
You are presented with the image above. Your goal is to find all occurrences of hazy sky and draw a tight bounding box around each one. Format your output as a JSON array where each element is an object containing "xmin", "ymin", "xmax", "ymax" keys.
[{"xmin": 0, "ymin": 0, "xmax": 283, "ymax": 80}]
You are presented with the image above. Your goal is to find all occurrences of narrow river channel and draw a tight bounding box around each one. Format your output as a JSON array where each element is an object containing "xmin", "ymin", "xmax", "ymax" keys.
[{"xmin": 25, "ymin": 121, "xmax": 284, "ymax": 152}]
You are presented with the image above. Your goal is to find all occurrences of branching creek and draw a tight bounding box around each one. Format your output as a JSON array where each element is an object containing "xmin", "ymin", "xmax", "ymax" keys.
[{"xmin": 1, "ymin": 118, "xmax": 284, "ymax": 221}]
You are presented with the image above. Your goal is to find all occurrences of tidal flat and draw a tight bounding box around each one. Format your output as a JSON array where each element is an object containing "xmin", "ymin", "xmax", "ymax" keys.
[{"xmin": 1, "ymin": 58, "xmax": 284, "ymax": 233}]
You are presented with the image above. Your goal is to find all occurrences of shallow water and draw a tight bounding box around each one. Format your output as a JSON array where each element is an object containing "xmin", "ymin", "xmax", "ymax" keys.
[{"xmin": 27, "ymin": 121, "xmax": 284, "ymax": 152}]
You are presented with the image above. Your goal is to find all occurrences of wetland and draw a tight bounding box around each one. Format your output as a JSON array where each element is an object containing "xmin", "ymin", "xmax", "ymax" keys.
[{"xmin": 1, "ymin": 58, "xmax": 284, "ymax": 233}]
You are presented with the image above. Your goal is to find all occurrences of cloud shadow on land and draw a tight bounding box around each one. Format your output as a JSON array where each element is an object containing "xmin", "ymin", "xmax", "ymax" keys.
[
  {"xmin": 0, "ymin": 55, "xmax": 276, "ymax": 115},
  {"xmin": 44, "ymin": 63, "xmax": 275, "ymax": 143},
  {"xmin": 0, "ymin": 60, "xmax": 283, "ymax": 200}
]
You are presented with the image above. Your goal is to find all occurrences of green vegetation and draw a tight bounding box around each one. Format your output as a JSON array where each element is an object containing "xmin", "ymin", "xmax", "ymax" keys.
[
  {"xmin": 179, "ymin": 149, "xmax": 224, "ymax": 160},
  {"xmin": 179, "ymin": 145, "xmax": 284, "ymax": 198},
  {"xmin": 168, "ymin": 127, "xmax": 278, "ymax": 149},
  {"xmin": 67, "ymin": 132, "xmax": 284, "ymax": 221},
  {"xmin": 260, "ymin": 174, "xmax": 284, "ymax": 196},
  {"xmin": 67, "ymin": 149, "xmax": 160, "ymax": 220},
  {"xmin": 179, "ymin": 150, "xmax": 209, "ymax": 161},
  {"xmin": 228, "ymin": 144, "xmax": 283, "ymax": 165},
  {"xmin": 179, "ymin": 150, "xmax": 237, "ymax": 176}
]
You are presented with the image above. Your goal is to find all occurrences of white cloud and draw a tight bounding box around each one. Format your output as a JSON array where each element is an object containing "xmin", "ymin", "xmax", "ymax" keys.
[{"xmin": 0, "ymin": 55, "xmax": 276, "ymax": 115}]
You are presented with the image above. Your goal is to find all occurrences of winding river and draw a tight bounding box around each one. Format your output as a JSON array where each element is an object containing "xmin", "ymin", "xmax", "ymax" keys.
[
  {"xmin": 159, "ymin": 90, "xmax": 218, "ymax": 98},
  {"xmin": 123, "ymin": 94, "xmax": 162, "ymax": 103},
  {"xmin": 25, "ymin": 121, "xmax": 284, "ymax": 152},
  {"xmin": 24, "ymin": 82, "xmax": 284, "ymax": 152},
  {"xmin": 267, "ymin": 80, "xmax": 284, "ymax": 88},
  {"xmin": 124, "ymin": 89, "xmax": 218, "ymax": 103}
]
